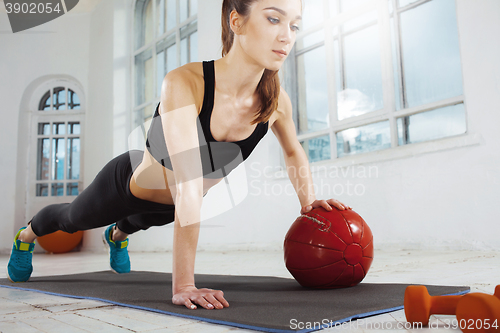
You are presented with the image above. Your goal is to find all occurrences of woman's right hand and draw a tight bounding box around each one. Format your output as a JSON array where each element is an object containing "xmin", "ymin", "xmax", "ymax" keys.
[{"xmin": 172, "ymin": 286, "xmax": 230, "ymax": 310}]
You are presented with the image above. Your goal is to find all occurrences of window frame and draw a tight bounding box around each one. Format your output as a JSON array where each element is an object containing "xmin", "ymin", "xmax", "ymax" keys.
[
  {"xmin": 131, "ymin": 0, "xmax": 198, "ymax": 129},
  {"xmin": 281, "ymin": 0, "xmax": 469, "ymax": 174}
]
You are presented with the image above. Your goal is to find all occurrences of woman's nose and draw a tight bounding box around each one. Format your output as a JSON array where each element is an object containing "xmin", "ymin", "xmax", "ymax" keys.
[{"xmin": 278, "ymin": 29, "xmax": 292, "ymax": 43}]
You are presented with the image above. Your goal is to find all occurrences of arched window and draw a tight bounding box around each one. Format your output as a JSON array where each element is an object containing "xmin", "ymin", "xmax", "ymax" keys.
[
  {"xmin": 133, "ymin": 0, "xmax": 198, "ymax": 128},
  {"xmin": 33, "ymin": 85, "xmax": 83, "ymax": 197}
]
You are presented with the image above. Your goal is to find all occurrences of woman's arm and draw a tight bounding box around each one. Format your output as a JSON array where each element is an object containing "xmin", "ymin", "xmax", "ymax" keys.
[
  {"xmin": 159, "ymin": 68, "xmax": 229, "ymax": 310},
  {"xmin": 271, "ymin": 88, "xmax": 352, "ymax": 214}
]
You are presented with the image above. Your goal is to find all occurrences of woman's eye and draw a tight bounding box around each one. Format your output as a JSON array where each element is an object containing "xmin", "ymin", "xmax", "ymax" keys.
[{"xmin": 292, "ymin": 25, "xmax": 300, "ymax": 32}]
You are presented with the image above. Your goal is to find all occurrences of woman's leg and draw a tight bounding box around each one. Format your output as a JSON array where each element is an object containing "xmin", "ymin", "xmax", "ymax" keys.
[{"xmin": 27, "ymin": 151, "xmax": 159, "ymax": 237}]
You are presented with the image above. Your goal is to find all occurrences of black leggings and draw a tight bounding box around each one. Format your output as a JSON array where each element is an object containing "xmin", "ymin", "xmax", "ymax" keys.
[{"xmin": 30, "ymin": 150, "xmax": 176, "ymax": 236}]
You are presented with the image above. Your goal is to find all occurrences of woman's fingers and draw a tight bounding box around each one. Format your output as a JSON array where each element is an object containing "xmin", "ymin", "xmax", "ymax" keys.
[
  {"xmin": 302, "ymin": 199, "xmax": 353, "ymax": 214},
  {"xmin": 326, "ymin": 199, "xmax": 351, "ymax": 210},
  {"xmin": 213, "ymin": 290, "xmax": 230, "ymax": 307},
  {"xmin": 318, "ymin": 199, "xmax": 333, "ymax": 211},
  {"xmin": 204, "ymin": 294, "xmax": 224, "ymax": 309},
  {"xmin": 191, "ymin": 289, "xmax": 230, "ymax": 310},
  {"xmin": 184, "ymin": 298, "xmax": 197, "ymax": 310}
]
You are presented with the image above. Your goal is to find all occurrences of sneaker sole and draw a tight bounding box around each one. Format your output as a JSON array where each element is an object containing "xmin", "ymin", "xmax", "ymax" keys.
[
  {"xmin": 101, "ymin": 230, "xmax": 120, "ymax": 275},
  {"xmin": 6, "ymin": 267, "xmax": 30, "ymax": 283}
]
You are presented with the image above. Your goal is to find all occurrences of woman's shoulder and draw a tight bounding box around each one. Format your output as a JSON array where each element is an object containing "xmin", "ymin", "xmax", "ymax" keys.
[{"xmin": 162, "ymin": 62, "xmax": 206, "ymax": 115}]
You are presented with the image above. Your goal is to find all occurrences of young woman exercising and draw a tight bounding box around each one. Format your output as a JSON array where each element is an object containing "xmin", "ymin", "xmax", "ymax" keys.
[{"xmin": 8, "ymin": 0, "xmax": 352, "ymax": 310}]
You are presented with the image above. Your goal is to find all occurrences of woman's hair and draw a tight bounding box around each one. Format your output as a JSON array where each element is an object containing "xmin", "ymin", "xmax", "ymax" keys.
[{"xmin": 221, "ymin": 0, "xmax": 281, "ymax": 125}]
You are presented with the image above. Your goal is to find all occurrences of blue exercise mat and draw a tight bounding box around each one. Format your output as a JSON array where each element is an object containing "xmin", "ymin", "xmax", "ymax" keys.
[{"xmin": 0, "ymin": 271, "xmax": 469, "ymax": 332}]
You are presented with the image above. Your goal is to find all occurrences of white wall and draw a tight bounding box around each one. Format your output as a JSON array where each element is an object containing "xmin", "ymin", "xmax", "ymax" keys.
[
  {"xmin": 0, "ymin": 4, "xmax": 93, "ymax": 253},
  {"xmin": 0, "ymin": 0, "xmax": 114, "ymax": 253}
]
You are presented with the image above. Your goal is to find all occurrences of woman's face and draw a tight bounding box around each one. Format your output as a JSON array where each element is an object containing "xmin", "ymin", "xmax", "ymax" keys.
[{"xmin": 235, "ymin": 0, "xmax": 302, "ymax": 71}]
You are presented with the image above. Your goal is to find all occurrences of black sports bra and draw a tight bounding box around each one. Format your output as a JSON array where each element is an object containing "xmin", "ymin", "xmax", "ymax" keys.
[{"xmin": 145, "ymin": 60, "xmax": 269, "ymax": 179}]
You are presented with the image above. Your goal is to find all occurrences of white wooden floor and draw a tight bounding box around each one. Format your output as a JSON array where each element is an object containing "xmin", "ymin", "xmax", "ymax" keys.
[{"xmin": 0, "ymin": 248, "xmax": 498, "ymax": 333}]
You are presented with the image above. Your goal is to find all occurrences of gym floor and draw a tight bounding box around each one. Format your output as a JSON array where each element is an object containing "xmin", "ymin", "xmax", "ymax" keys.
[{"xmin": 0, "ymin": 248, "xmax": 498, "ymax": 332}]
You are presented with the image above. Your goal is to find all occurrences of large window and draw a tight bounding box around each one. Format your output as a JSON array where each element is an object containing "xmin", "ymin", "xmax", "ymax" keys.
[
  {"xmin": 134, "ymin": 0, "xmax": 198, "ymax": 127},
  {"xmin": 34, "ymin": 86, "xmax": 82, "ymax": 197},
  {"xmin": 284, "ymin": 0, "xmax": 466, "ymax": 162}
]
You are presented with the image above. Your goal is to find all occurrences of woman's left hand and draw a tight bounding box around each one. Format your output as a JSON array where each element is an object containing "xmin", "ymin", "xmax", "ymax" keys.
[{"xmin": 301, "ymin": 199, "xmax": 352, "ymax": 215}]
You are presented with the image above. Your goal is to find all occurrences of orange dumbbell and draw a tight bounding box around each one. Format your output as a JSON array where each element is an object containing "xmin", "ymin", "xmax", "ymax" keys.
[
  {"xmin": 405, "ymin": 285, "xmax": 500, "ymax": 327},
  {"xmin": 404, "ymin": 285, "xmax": 463, "ymax": 326},
  {"xmin": 456, "ymin": 290, "xmax": 500, "ymax": 332}
]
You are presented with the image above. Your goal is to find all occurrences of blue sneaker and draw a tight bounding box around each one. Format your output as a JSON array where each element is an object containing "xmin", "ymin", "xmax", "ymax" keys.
[
  {"xmin": 102, "ymin": 224, "xmax": 130, "ymax": 274},
  {"xmin": 7, "ymin": 227, "xmax": 35, "ymax": 283}
]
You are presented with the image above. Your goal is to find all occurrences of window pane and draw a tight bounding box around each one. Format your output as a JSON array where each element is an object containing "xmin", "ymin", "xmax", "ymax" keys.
[
  {"xmin": 36, "ymin": 138, "xmax": 50, "ymax": 180},
  {"xmin": 388, "ymin": 0, "xmax": 394, "ymax": 14},
  {"xmin": 301, "ymin": 0, "xmax": 323, "ymax": 31},
  {"xmin": 157, "ymin": 49, "xmax": 165, "ymax": 97},
  {"xmin": 296, "ymin": 46, "xmax": 329, "ymax": 134},
  {"xmin": 144, "ymin": 0, "xmax": 153, "ymax": 45},
  {"xmin": 397, "ymin": 104, "xmax": 466, "ymax": 145},
  {"xmin": 68, "ymin": 89, "xmax": 81, "ymax": 109},
  {"xmin": 135, "ymin": 0, "xmax": 153, "ymax": 49},
  {"xmin": 68, "ymin": 122, "xmax": 80, "ymax": 135},
  {"xmin": 167, "ymin": 0, "xmax": 176, "ymax": 31},
  {"xmin": 52, "ymin": 183, "xmax": 64, "ymax": 196},
  {"xmin": 53, "ymin": 122, "xmax": 65, "ymax": 135},
  {"xmin": 399, "ymin": 0, "xmax": 419, "ymax": 7},
  {"xmin": 336, "ymin": 121, "xmax": 391, "ymax": 157},
  {"xmin": 343, "ymin": 10, "xmax": 377, "ymax": 32},
  {"xmin": 134, "ymin": 104, "xmax": 155, "ymax": 129},
  {"xmin": 190, "ymin": 0, "xmax": 197, "ymax": 16},
  {"xmin": 39, "ymin": 90, "xmax": 51, "ymax": 111},
  {"xmin": 36, "ymin": 184, "xmax": 48, "ymax": 197},
  {"xmin": 296, "ymin": 30, "xmax": 324, "ymax": 51},
  {"xmin": 180, "ymin": 0, "xmax": 188, "ymax": 23},
  {"xmin": 331, "ymin": 0, "xmax": 339, "ymax": 17},
  {"xmin": 190, "ymin": 31, "xmax": 198, "ymax": 62},
  {"xmin": 52, "ymin": 138, "xmax": 65, "ymax": 180},
  {"xmin": 67, "ymin": 182, "xmax": 79, "ymax": 196},
  {"xmin": 38, "ymin": 123, "xmax": 50, "ymax": 135},
  {"xmin": 156, "ymin": 0, "xmax": 165, "ymax": 36},
  {"xmin": 53, "ymin": 87, "xmax": 66, "ymax": 110},
  {"xmin": 166, "ymin": 43, "xmax": 177, "ymax": 73},
  {"xmin": 333, "ymin": 39, "xmax": 342, "ymax": 94},
  {"xmin": 339, "ymin": 24, "xmax": 383, "ymax": 120},
  {"xmin": 400, "ymin": 0, "xmax": 463, "ymax": 108},
  {"xmin": 390, "ymin": 17, "xmax": 402, "ymax": 111},
  {"xmin": 301, "ymin": 135, "xmax": 331, "ymax": 163},
  {"xmin": 341, "ymin": 0, "xmax": 375, "ymax": 12},
  {"xmin": 67, "ymin": 137, "xmax": 80, "ymax": 180},
  {"xmin": 135, "ymin": 48, "xmax": 153, "ymax": 106},
  {"xmin": 180, "ymin": 37, "xmax": 188, "ymax": 66}
]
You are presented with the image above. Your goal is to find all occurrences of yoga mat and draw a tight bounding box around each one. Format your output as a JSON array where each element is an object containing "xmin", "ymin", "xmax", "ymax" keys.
[{"xmin": 0, "ymin": 271, "xmax": 469, "ymax": 333}]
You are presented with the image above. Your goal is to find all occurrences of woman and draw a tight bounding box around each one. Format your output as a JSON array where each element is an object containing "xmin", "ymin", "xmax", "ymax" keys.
[{"xmin": 8, "ymin": 0, "xmax": 352, "ymax": 310}]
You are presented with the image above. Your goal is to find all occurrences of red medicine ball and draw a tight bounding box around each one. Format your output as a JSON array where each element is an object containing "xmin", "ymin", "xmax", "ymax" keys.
[{"xmin": 284, "ymin": 207, "xmax": 374, "ymax": 289}]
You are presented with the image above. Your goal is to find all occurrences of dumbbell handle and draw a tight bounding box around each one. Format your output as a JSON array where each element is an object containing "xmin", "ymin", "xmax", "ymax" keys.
[
  {"xmin": 428, "ymin": 295, "xmax": 463, "ymax": 315},
  {"xmin": 428, "ymin": 288, "xmax": 500, "ymax": 315}
]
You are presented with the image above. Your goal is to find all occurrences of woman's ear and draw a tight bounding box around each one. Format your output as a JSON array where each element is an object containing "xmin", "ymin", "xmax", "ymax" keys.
[{"xmin": 229, "ymin": 9, "xmax": 244, "ymax": 35}]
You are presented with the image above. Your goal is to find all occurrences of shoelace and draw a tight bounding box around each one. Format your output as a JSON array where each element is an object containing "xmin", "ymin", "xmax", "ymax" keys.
[{"xmin": 14, "ymin": 250, "xmax": 32, "ymax": 269}]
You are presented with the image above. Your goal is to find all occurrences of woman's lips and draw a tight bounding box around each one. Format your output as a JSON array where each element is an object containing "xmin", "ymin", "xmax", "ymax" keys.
[{"xmin": 273, "ymin": 50, "xmax": 286, "ymax": 58}]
